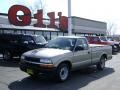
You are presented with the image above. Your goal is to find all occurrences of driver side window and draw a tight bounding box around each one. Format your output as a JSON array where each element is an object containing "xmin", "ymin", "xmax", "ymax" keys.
[
  {"xmin": 76, "ymin": 39, "xmax": 89, "ymax": 50},
  {"xmin": 22, "ymin": 36, "xmax": 34, "ymax": 44},
  {"xmin": 76, "ymin": 39, "xmax": 83, "ymax": 47}
]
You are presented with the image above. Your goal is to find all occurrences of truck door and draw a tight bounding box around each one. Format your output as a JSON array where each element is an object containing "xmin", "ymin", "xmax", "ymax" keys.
[{"xmin": 73, "ymin": 38, "xmax": 91, "ymax": 68}]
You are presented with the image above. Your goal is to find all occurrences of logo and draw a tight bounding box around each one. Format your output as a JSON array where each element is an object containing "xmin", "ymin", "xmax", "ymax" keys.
[{"xmin": 8, "ymin": 5, "xmax": 68, "ymax": 31}]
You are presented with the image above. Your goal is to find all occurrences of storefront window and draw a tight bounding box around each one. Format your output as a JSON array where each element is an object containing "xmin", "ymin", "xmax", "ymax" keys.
[
  {"xmin": 51, "ymin": 32, "xmax": 58, "ymax": 39},
  {"xmin": 58, "ymin": 32, "xmax": 64, "ymax": 36},
  {"xmin": 35, "ymin": 31, "xmax": 43, "ymax": 36},
  {"xmin": 15, "ymin": 30, "xmax": 22, "ymax": 34},
  {"xmin": 4, "ymin": 30, "xmax": 14, "ymax": 33},
  {"xmin": 26, "ymin": 31, "xmax": 34, "ymax": 34},
  {"xmin": 64, "ymin": 32, "xmax": 68, "ymax": 36},
  {"xmin": 44, "ymin": 31, "xmax": 50, "ymax": 40},
  {"xmin": 76, "ymin": 33, "xmax": 82, "ymax": 36}
]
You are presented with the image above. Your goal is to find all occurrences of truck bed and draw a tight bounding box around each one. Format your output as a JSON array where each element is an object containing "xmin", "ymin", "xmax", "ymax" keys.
[
  {"xmin": 89, "ymin": 44, "xmax": 108, "ymax": 48},
  {"xmin": 89, "ymin": 44, "xmax": 112, "ymax": 61}
]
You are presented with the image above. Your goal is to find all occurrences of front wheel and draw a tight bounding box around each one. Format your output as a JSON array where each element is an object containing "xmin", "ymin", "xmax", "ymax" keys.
[
  {"xmin": 29, "ymin": 73, "xmax": 39, "ymax": 79},
  {"xmin": 55, "ymin": 63, "xmax": 70, "ymax": 82},
  {"xmin": 97, "ymin": 56, "xmax": 106, "ymax": 70}
]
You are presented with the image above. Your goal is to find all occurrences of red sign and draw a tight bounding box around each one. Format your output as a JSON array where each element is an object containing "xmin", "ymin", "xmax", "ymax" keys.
[{"xmin": 8, "ymin": 5, "xmax": 68, "ymax": 31}]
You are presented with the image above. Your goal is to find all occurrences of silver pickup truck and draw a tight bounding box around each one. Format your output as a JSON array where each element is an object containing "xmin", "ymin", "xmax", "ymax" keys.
[{"xmin": 20, "ymin": 36, "xmax": 112, "ymax": 82}]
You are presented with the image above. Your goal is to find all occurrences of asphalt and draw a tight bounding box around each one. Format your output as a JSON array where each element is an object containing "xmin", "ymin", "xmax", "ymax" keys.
[{"xmin": 0, "ymin": 53, "xmax": 120, "ymax": 90}]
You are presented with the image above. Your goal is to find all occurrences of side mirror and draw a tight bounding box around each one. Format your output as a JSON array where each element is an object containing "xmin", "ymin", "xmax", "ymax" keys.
[
  {"xmin": 28, "ymin": 41, "xmax": 35, "ymax": 44},
  {"xmin": 23, "ymin": 41, "xmax": 29, "ymax": 44},
  {"xmin": 75, "ymin": 46, "xmax": 84, "ymax": 51}
]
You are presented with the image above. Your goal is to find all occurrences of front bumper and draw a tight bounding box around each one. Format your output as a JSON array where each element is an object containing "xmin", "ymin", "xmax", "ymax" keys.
[{"xmin": 19, "ymin": 62, "xmax": 56, "ymax": 76}]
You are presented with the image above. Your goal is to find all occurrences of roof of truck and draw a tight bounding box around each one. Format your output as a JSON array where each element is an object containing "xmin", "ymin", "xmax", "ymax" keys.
[{"xmin": 59, "ymin": 36, "xmax": 86, "ymax": 39}]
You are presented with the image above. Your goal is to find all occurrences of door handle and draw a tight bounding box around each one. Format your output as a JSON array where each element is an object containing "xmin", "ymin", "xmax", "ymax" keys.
[{"xmin": 88, "ymin": 52, "xmax": 90, "ymax": 54}]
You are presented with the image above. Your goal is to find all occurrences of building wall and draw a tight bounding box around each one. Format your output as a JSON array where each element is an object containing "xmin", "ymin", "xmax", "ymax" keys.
[
  {"xmin": 72, "ymin": 17, "xmax": 107, "ymax": 35},
  {"xmin": 0, "ymin": 16, "xmax": 9, "ymax": 25},
  {"xmin": 0, "ymin": 15, "xmax": 107, "ymax": 35}
]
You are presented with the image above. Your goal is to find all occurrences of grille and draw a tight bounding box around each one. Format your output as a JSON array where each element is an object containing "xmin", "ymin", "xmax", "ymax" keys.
[
  {"xmin": 25, "ymin": 56, "xmax": 40, "ymax": 63},
  {"xmin": 25, "ymin": 62, "xmax": 40, "ymax": 69}
]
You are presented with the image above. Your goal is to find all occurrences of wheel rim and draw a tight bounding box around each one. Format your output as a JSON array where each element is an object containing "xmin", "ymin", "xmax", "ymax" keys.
[{"xmin": 59, "ymin": 66, "xmax": 69, "ymax": 80}]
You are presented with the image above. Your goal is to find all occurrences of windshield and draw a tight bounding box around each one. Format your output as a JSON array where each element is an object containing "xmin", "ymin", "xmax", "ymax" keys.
[
  {"xmin": 100, "ymin": 37, "xmax": 107, "ymax": 41},
  {"xmin": 45, "ymin": 37, "xmax": 76, "ymax": 50},
  {"xmin": 34, "ymin": 35, "xmax": 46, "ymax": 44},
  {"xmin": 107, "ymin": 37, "xmax": 114, "ymax": 41}
]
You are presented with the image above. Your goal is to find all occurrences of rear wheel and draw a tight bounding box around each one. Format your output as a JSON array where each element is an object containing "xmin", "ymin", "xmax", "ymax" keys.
[
  {"xmin": 3, "ymin": 51, "xmax": 12, "ymax": 60},
  {"xmin": 97, "ymin": 56, "xmax": 106, "ymax": 70},
  {"xmin": 55, "ymin": 63, "xmax": 70, "ymax": 82}
]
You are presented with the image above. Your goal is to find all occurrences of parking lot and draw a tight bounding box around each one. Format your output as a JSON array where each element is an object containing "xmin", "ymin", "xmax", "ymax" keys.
[{"xmin": 0, "ymin": 53, "xmax": 120, "ymax": 90}]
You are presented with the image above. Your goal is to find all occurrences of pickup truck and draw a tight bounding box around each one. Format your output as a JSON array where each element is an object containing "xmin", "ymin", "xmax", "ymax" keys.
[
  {"xmin": 20, "ymin": 36, "xmax": 112, "ymax": 82},
  {"xmin": 85, "ymin": 36, "xmax": 118, "ymax": 54},
  {"xmin": 106, "ymin": 36, "xmax": 120, "ymax": 52},
  {"xmin": 100, "ymin": 36, "xmax": 119, "ymax": 53}
]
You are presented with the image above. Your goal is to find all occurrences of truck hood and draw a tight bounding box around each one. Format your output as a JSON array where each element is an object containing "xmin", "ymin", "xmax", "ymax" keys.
[{"xmin": 23, "ymin": 48, "xmax": 71, "ymax": 58}]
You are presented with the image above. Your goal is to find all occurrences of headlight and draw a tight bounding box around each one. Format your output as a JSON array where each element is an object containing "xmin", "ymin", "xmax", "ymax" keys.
[
  {"xmin": 40, "ymin": 58, "xmax": 52, "ymax": 64},
  {"xmin": 21, "ymin": 55, "xmax": 25, "ymax": 60}
]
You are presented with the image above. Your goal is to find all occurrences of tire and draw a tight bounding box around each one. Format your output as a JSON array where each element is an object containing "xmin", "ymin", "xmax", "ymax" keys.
[
  {"xmin": 97, "ymin": 56, "xmax": 106, "ymax": 70},
  {"xmin": 29, "ymin": 74, "xmax": 39, "ymax": 79},
  {"xmin": 55, "ymin": 63, "xmax": 70, "ymax": 82},
  {"xmin": 3, "ymin": 51, "xmax": 12, "ymax": 60}
]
